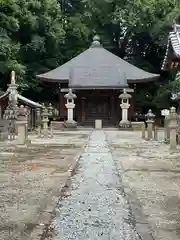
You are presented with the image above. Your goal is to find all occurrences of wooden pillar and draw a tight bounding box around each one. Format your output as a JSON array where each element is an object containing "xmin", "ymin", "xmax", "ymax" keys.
[
  {"xmin": 59, "ymin": 92, "xmax": 66, "ymax": 119},
  {"xmin": 81, "ymin": 97, "xmax": 86, "ymax": 122},
  {"xmin": 111, "ymin": 96, "xmax": 115, "ymax": 123},
  {"xmin": 129, "ymin": 84, "xmax": 136, "ymax": 120}
]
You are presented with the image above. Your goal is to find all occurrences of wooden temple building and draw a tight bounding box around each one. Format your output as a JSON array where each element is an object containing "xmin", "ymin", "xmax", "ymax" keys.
[
  {"xmin": 162, "ymin": 23, "xmax": 180, "ymax": 71},
  {"xmin": 37, "ymin": 36, "xmax": 159, "ymax": 126}
]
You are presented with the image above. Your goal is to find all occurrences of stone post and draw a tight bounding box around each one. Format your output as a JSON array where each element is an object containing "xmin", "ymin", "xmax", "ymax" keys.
[
  {"xmin": 145, "ymin": 109, "xmax": 155, "ymax": 140},
  {"xmin": 168, "ymin": 106, "xmax": 178, "ymax": 151},
  {"xmin": 161, "ymin": 109, "xmax": 170, "ymax": 143},
  {"xmin": 16, "ymin": 105, "xmax": 28, "ymax": 145},
  {"xmin": 64, "ymin": 89, "xmax": 77, "ymax": 128},
  {"xmin": 119, "ymin": 89, "xmax": 132, "ymax": 128},
  {"xmin": 141, "ymin": 124, "xmax": 145, "ymax": 139},
  {"xmin": 154, "ymin": 126, "xmax": 158, "ymax": 141}
]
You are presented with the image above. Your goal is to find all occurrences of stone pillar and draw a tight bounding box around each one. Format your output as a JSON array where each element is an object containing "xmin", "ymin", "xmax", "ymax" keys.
[
  {"xmin": 161, "ymin": 109, "xmax": 170, "ymax": 143},
  {"xmin": 154, "ymin": 126, "xmax": 158, "ymax": 141},
  {"xmin": 119, "ymin": 89, "xmax": 132, "ymax": 128},
  {"xmin": 165, "ymin": 116, "xmax": 170, "ymax": 143},
  {"xmin": 35, "ymin": 107, "xmax": 41, "ymax": 136},
  {"xmin": 64, "ymin": 89, "xmax": 77, "ymax": 128},
  {"xmin": 145, "ymin": 109, "xmax": 155, "ymax": 140},
  {"xmin": 168, "ymin": 106, "xmax": 178, "ymax": 151},
  {"xmin": 142, "ymin": 124, "xmax": 145, "ymax": 139},
  {"xmin": 16, "ymin": 105, "xmax": 28, "ymax": 145}
]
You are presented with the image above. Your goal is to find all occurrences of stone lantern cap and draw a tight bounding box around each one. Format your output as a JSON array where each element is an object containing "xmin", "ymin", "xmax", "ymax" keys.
[
  {"xmin": 145, "ymin": 109, "xmax": 155, "ymax": 120},
  {"xmin": 119, "ymin": 89, "xmax": 132, "ymax": 99},
  {"xmin": 65, "ymin": 88, "xmax": 77, "ymax": 99},
  {"xmin": 161, "ymin": 109, "xmax": 170, "ymax": 116},
  {"xmin": 168, "ymin": 106, "xmax": 177, "ymax": 120},
  {"xmin": 41, "ymin": 105, "xmax": 49, "ymax": 117}
]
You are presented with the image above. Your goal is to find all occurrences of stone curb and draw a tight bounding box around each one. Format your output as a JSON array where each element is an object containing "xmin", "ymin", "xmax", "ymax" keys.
[{"xmin": 28, "ymin": 138, "xmax": 89, "ymax": 240}]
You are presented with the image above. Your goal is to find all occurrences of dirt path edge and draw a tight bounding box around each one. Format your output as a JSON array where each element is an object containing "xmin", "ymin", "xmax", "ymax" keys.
[{"xmin": 27, "ymin": 145, "xmax": 87, "ymax": 240}]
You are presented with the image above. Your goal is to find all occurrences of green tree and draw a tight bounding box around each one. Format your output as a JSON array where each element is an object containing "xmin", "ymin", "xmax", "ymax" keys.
[{"xmin": 0, "ymin": 0, "xmax": 65, "ymax": 95}]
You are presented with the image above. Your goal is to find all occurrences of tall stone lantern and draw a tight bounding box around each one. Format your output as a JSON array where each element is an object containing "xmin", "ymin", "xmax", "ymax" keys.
[
  {"xmin": 145, "ymin": 109, "xmax": 155, "ymax": 140},
  {"xmin": 64, "ymin": 88, "xmax": 77, "ymax": 128},
  {"xmin": 119, "ymin": 89, "xmax": 132, "ymax": 128}
]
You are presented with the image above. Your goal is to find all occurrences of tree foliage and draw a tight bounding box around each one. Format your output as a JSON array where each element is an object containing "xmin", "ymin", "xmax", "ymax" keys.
[{"xmin": 0, "ymin": 0, "xmax": 180, "ymax": 110}]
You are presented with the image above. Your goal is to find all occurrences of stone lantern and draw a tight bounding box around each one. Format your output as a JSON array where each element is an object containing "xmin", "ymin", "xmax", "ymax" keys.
[
  {"xmin": 16, "ymin": 105, "xmax": 29, "ymax": 145},
  {"xmin": 145, "ymin": 109, "xmax": 155, "ymax": 140},
  {"xmin": 48, "ymin": 103, "xmax": 53, "ymax": 117},
  {"xmin": 119, "ymin": 89, "xmax": 132, "ymax": 128},
  {"xmin": 41, "ymin": 105, "xmax": 49, "ymax": 135},
  {"xmin": 64, "ymin": 88, "xmax": 77, "ymax": 128},
  {"xmin": 35, "ymin": 107, "xmax": 41, "ymax": 128}
]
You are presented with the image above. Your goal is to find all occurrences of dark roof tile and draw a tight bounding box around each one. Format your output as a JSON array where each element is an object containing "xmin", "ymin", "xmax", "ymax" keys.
[{"xmin": 37, "ymin": 36, "xmax": 159, "ymax": 87}]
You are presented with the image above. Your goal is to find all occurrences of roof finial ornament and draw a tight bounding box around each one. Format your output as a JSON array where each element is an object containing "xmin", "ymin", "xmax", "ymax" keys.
[
  {"xmin": 11, "ymin": 70, "xmax": 16, "ymax": 85},
  {"xmin": 91, "ymin": 35, "xmax": 102, "ymax": 48}
]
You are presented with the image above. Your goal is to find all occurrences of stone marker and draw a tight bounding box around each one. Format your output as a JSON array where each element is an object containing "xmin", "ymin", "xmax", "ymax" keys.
[
  {"xmin": 145, "ymin": 109, "xmax": 155, "ymax": 140},
  {"xmin": 154, "ymin": 125, "xmax": 158, "ymax": 141},
  {"xmin": 168, "ymin": 106, "xmax": 178, "ymax": 151},
  {"xmin": 95, "ymin": 119, "xmax": 102, "ymax": 129},
  {"xmin": 141, "ymin": 124, "xmax": 145, "ymax": 139}
]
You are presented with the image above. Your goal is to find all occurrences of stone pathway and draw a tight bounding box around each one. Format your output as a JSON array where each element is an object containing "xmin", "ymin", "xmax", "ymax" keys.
[{"xmin": 49, "ymin": 131, "xmax": 142, "ymax": 240}]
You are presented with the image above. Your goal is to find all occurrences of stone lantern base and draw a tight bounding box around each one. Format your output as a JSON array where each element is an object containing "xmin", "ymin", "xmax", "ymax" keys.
[
  {"xmin": 64, "ymin": 120, "xmax": 77, "ymax": 128},
  {"xmin": 119, "ymin": 120, "xmax": 132, "ymax": 129}
]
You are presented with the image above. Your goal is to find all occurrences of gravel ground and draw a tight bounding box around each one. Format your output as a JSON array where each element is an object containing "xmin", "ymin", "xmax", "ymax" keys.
[
  {"xmin": 0, "ymin": 131, "xmax": 90, "ymax": 240},
  {"xmin": 1, "ymin": 129, "xmax": 180, "ymax": 240},
  {"xmin": 46, "ymin": 131, "xmax": 149, "ymax": 240},
  {"xmin": 106, "ymin": 130, "xmax": 180, "ymax": 240}
]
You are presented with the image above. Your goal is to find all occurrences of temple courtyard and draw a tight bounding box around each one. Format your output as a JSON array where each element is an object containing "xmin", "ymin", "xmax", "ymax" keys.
[{"xmin": 1, "ymin": 130, "xmax": 180, "ymax": 240}]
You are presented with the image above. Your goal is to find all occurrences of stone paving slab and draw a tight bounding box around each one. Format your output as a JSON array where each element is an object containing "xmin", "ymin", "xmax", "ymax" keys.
[
  {"xmin": 0, "ymin": 131, "xmax": 90, "ymax": 240},
  {"xmin": 106, "ymin": 130, "xmax": 180, "ymax": 240}
]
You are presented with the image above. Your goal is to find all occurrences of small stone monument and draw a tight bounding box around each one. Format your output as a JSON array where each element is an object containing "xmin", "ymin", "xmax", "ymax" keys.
[
  {"xmin": 119, "ymin": 89, "xmax": 132, "ymax": 129},
  {"xmin": 161, "ymin": 109, "xmax": 170, "ymax": 143},
  {"xmin": 64, "ymin": 89, "xmax": 77, "ymax": 128},
  {"xmin": 145, "ymin": 109, "xmax": 155, "ymax": 140},
  {"xmin": 16, "ymin": 105, "xmax": 28, "ymax": 145},
  {"xmin": 168, "ymin": 106, "xmax": 178, "ymax": 151}
]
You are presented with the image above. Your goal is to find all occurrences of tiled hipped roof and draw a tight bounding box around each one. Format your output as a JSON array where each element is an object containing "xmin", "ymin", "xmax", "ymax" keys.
[
  {"xmin": 162, "ymin": 23, "xmax": 180, "ymax": 71},
  {"xmin": 37, "ymin": 36, "xmax": 159, "ymax": 88}
]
